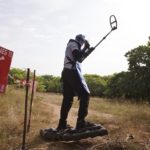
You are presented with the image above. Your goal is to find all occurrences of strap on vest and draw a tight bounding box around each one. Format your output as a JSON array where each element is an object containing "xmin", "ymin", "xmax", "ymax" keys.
[{"xmin": 65, "ymin": 56, "xmax": 76, "ymax": 69}]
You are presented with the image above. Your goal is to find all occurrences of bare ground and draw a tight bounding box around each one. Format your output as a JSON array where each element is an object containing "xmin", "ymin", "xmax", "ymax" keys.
[
  {"xmin": 27, "ymin": 95, "xmax": 150, "ymax": 150},
  {"xmin": 28, "ymin": 99, "xmax": 114, "ymax": 150}
]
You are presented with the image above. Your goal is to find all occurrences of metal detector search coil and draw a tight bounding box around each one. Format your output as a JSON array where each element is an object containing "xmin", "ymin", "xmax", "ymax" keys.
[
  {"xmin": 110, "ymin": 15, "xmax": 117, "ymax": 30},
  {"xmin": 93, "ymin": 15, "xmax": 118, "ymax": 49},
  {"xmin": 74, "ymin": 15, "xmax": 118, "ymax": 62}
]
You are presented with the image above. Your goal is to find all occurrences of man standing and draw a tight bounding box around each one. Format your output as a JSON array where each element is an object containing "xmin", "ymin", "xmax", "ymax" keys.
[{"xmin": 57, "ymin": 34, "xmax": 96, "ymax": 130}]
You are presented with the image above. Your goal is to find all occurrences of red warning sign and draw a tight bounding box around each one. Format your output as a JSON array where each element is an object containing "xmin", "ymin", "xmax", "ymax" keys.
[{"xmin": 0, "ymin": 46, "xmax": 13, "ymax": 93}]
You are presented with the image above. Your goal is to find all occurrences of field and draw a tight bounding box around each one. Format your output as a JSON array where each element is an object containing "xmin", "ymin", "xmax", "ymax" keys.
[{"xmin": 0, "ymin": 87, "xmax": 150, "ymax": 150}]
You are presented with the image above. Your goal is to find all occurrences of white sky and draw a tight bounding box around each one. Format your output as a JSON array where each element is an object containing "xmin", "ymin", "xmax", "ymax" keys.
[{"xmin": 0, "ymin": 0, "xmax": 150, "ymax": 76}]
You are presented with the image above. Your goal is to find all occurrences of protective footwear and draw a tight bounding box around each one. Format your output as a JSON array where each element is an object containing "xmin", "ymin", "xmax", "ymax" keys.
[
  {"xmin": 57, "ymin": 119, "xmax": 72, "ymax": 131},
  {"xmin": 76, "ymin": 120, "xmax": 97, "ymax": 130},
  {"xmin": 57, "ymin": 119, "xmax": 67, "ymax": 130}
]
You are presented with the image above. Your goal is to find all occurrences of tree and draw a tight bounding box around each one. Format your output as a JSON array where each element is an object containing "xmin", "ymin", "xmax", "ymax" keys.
[
  {"xmin": 147, "ymin": 36, "xmax": 150, "ymax": 47},
  {"xmin": 37, "ymin": 75, "xmax": 61, "ymax": 92},
  {"xmin": 125, "ymin": 39, "xmax": 150, "ymax": 99},
  {"xmin": 84, "ymin": 74, "xmax": 106, "ymax": 96},
  {"xmin": 8, "ymin": 68, "xmax": 26, "ymax": 84}
]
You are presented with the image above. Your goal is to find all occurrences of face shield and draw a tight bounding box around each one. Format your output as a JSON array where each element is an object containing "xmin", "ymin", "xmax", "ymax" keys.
[{"xmin": 75, "ymin": 34, "xmax": 85, "ymax": 46}]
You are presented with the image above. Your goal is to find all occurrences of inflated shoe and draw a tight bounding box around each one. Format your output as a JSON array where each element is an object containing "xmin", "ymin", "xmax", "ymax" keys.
[
  {"xmin": 57, "ymin": 123, "xmax": 72, "ymax": 131},
  {"xmin": 76, "ymin": 120, "xmax": 98, "ymax": 130},
  {"xmin": 57, "ymin": 119, "xmax": 67, "ymax": 130}
]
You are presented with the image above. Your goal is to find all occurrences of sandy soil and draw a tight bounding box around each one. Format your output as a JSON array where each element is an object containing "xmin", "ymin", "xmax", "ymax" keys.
[
  {"xmin": 29, "ymin": 99, "xmax": 115, "ymax": 150},
  {"xmin": 29, "ymin": 97, "xmax": 150, "ymax": 150}
]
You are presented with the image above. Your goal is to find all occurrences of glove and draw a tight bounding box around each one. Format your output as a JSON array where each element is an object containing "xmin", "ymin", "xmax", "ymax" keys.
[
  {"xmin": 84, "ymin": 40, "xmax": 90, "ymax": 49},
  {"xmin": 89, "ymin": 47, "xmax": 95, "ymax": 52}
]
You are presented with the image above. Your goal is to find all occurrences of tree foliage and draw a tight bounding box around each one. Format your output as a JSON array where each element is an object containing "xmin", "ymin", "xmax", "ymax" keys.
[
  {"xmin": 84, "ymin": 74, "xmax": 107, "ymax": 96},
  {"xmin": 8, "ymin": 37, "xmax": 150, "ymax": 101},
  {"xmin": 124, "ymin": 43, "xmax": 150, "ymax": 99},
  {"xmin": 106, "ymin": 37, "xmax": 150, "ymax": 100},
  {"xmin": 8, "ymin": 68, "xmax": 26, "ymax": 84},
  {"xmin": 36, "ymin": 75, "xmax": 61, "ymax": 92}
]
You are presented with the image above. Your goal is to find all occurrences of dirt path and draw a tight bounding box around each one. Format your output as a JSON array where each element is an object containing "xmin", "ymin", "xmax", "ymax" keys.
[
  {"xmin": 32, "ymin": 99, "xmax": 114, "ymax": 150},
  {"xmin": 40, "ymin": 98, "xmax": 115, "ymax": 127},
  {"xmin": 28, "ymin": 93, "xmax": 150, "ymax": 150},
  {"xmin": 40, "ymin": 101, "xmax": 77, "ymax": 126}
]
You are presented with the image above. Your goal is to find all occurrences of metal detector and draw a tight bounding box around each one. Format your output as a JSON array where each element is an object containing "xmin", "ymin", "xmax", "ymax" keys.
[
  {"xmin": 76, "ymin": 15, "xmax": 117, "ymax": 92},
  {"xmin": 94, "ymin": 15, "xmax": 117, "ymax": 49},
  {"xmin": 82, "ymin": 15, "xmax": 117, "ymax": 61}
]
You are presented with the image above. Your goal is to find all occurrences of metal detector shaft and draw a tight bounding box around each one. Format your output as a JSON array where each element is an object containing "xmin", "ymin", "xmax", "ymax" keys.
[
  {"xmin": 94, "ymin": 29, "xmax": 113, "ymax": 49},
  {"xmin": 94, "ymin": 15, "xmax": 117, "ymax": 49},
  {"xmin": 81, "ymin": 15, "xmax": 117, "ymax": 62}
]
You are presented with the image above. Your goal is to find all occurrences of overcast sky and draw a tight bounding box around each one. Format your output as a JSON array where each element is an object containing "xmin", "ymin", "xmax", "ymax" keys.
[{"xmin": 0, "ymin": 0, "xmax": 150, "ymax": 76}]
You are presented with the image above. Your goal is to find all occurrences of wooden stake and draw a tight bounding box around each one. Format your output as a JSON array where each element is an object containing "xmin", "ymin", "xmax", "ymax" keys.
[
  {"xmin": 27, "ymin": 70, "xmax": 36, "ymax": 132},
  {"xmin": 21, "ymin": 68, "xmax": 30, "ymax": 150}
]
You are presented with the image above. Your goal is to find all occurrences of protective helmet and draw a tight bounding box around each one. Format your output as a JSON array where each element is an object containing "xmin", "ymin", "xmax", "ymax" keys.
[{"xmin": 75, "ymin": 34, "xmax": 85, "ymax": 45}]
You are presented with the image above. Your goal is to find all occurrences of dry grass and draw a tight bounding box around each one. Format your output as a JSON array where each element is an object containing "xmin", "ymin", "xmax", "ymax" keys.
[
  {"xmin": 0, "ymin": 87, "xmax": 54, "ymax": 150},
  {"xmin": 40, "ymin": 93, "xmax": 150, "ymax": 149},
  {"xmin": 0, "ymin": 87, "xmax": 25, "ymax": 150},
  {"xmin": 0, "ymin": 88, "xmax": 150, "ymax": 150}
]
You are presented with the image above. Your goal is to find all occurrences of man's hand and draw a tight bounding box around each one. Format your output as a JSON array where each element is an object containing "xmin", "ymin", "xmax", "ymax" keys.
[
  {"xmin": 89, "ymin": 47, "xmax": 95, "ymax": 52},
  {"xmin": 84, "ymin": 40, "xmax": 90, "ymax": 49}
]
